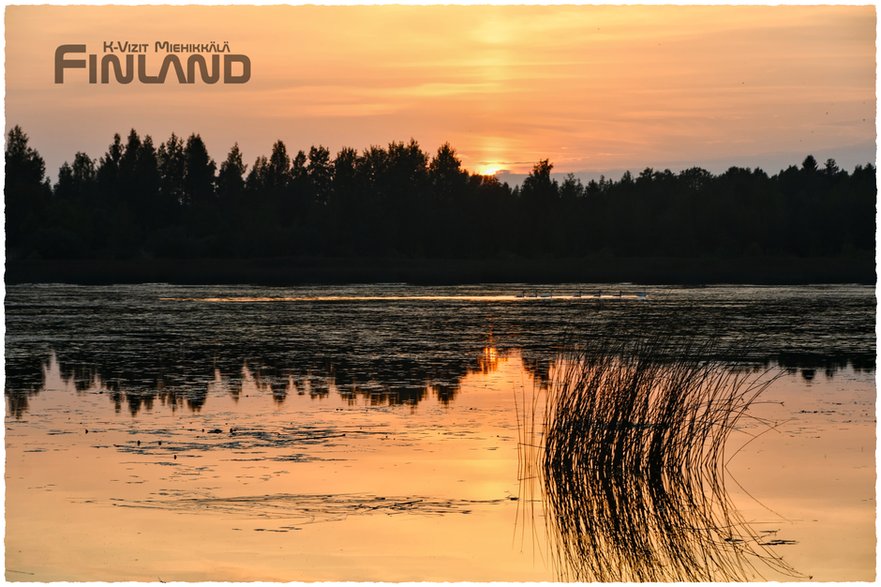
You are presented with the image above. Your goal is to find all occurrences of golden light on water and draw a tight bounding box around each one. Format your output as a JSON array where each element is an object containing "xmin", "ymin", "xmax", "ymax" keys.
[
  {"xmin": 7, "ymin": 345, "xmax": 875, "ymax": 580},
  {"xmin": 476, "ymin": 330, "xmax": 501, "ymax": 375},
  {"xmin": 478, "ymin": 342, "xmax": 500, "ymax": 374}
]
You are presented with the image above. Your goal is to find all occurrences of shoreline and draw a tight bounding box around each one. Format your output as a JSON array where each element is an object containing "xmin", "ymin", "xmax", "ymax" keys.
[{"xmin": 5, "ymin": 255, "xmax": 875, "ymax": 286}]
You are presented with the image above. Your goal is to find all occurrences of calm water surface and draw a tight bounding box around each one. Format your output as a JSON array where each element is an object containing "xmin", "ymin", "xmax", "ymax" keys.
[{"xmin": 5, "ymin": 283, "xmax": 876, "ymax": 581}]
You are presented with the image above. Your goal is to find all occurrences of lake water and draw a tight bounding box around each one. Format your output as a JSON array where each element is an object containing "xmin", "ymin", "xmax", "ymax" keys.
[{"xmin": 5, "ymin": 283, "xmax": 876, "ymax": 581}]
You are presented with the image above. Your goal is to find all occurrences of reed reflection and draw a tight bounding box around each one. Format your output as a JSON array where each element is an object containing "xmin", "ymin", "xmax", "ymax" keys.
[{"xmin": 520, "ymin": 339, "xmax": 803, "ymax": 582}]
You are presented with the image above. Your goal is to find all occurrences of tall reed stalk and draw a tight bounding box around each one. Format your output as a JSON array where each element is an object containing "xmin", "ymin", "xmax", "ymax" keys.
[{"xmin": 522, "ymin": 339, "xmax": 801, "ymax": 582}]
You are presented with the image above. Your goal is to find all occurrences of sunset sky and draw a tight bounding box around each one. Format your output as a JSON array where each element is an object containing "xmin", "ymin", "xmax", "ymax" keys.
[{"xmin": 5, "ymin": 5, "xmax": 876, "ymax": 183}]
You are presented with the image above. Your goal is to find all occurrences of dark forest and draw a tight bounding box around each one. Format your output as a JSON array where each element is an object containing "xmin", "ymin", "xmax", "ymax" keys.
[{"xmin": 5, "ymin": 126, "xmax": 875, "ymax": 270}]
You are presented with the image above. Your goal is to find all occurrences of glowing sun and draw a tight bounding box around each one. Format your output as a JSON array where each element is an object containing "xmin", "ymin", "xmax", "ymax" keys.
[{"xmin": 476, "ymin": 163, "xmax": 501, "ymax": 176}]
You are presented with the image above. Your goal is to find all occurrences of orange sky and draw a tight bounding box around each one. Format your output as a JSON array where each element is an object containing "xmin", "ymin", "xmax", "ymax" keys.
[{"xmin": 5, "ymin": 5, "xmax": 876, "ymax": 181}]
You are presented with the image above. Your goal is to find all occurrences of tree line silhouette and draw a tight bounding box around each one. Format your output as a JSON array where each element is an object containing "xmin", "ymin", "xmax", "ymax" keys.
[{"xmin": 5, "ymin": 125, "xmax": 875, "ymax": 260}]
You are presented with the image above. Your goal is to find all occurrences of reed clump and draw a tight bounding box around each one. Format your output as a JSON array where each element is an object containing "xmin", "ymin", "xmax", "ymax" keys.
[{"xmin": 532, "ymin": 339, "xmax": 800, "ymax": 582}]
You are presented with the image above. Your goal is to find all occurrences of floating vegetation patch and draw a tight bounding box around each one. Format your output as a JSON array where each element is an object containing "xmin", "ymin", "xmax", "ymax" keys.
[
  {"xmin": 108, "ymin": 492, "xmax": 507, "ymax": 526},
  {"xmin": 109, "ymin": 423, "xmax": 389, "ymax": 460},
  {"xmin": 520, "ymin": 339, "xmax": 803, "ymax": 582}
]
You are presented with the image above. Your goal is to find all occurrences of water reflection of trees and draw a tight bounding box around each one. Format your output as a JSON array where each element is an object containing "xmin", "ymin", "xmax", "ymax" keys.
[
  {"xmin": 5, "ymin": 340, "xmax": 519, "ymax": 418},
  {"xmin": 6, "ymin": 284, "xmax": 875, "ymax": 419},
  {"xmin": 5, "ymin": 340, "xmax": 876, "ymax": 419},
  {"xmin": 519, "ymin": 340, "xmax": 804, "ymax": 581}
]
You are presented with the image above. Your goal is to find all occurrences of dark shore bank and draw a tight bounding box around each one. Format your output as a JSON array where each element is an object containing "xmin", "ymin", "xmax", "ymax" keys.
[{"xmin": 5, "ymin": 254, "xmax": 875, "ymax": 285}]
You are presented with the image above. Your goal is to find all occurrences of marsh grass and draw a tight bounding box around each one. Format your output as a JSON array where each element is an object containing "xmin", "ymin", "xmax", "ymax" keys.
[{"xmin": 520, "ymin": 338, "xmax": 802, "ymax": 582}]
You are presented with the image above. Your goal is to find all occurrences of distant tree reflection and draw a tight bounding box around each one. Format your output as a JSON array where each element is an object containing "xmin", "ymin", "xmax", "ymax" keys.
[
  {"xmin": 5, "ymin": 338, "xmax": 873, "ymax": 419},
  {"xmin": 6, "ymin": 339, "xmax": 510, "ymax": 417}
]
